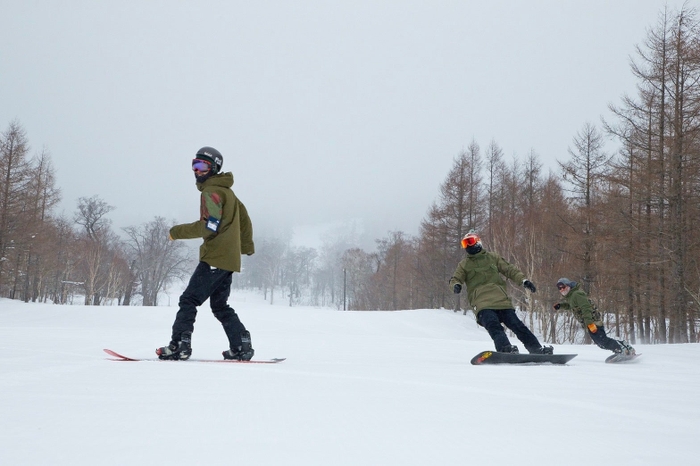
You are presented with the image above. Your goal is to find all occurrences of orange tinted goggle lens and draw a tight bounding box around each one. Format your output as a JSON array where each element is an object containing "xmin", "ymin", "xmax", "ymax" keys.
[{"xmin": 461, "ymin": 236, "xmax": 478, "ymax": 248}]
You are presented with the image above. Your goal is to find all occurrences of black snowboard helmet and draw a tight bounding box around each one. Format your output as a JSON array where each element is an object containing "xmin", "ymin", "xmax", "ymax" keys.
[{"xmin": 194, "ymin": 146, "xmax": 224, "ymax": 175}]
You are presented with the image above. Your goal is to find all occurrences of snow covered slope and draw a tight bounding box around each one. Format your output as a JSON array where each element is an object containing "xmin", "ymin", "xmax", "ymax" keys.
[{"xmin": 1, "ymin": 294, "xmax": 697, "ymax": 465}]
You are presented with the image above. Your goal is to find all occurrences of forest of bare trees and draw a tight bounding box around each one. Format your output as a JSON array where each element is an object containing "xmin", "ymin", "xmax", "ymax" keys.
[
  {"xmin": 235, "ymin": 7, "xmax": 700, "ymax": 345},
  {"xmin": 2, "ymin": 6, "xmax": 699, "ymax": 345},
  {"xmin": 0, "ymin": 121, "xmax": 191, "ymax": 305}
]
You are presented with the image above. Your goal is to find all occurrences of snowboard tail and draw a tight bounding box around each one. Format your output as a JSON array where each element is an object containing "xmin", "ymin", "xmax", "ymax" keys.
[
  {"xmin": 103, "ymin": 349, "xmax": 285, "ymax": 364},
  {"xmin": 605, "ymin": 352, "xmax": 641, "ymax": 364},
  {"xmin": 471, "ymin": 350, "xmax": 577, "ymax": 365}
]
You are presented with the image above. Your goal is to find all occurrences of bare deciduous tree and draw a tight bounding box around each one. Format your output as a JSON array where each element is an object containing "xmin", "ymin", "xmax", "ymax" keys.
[
  {"xmin": 74, "ymin": 195, "xmax": 115, "ymax": 241},
  {"xmin": 123, "ymin": 217, "xmax": 191, "ymax": 306},
  {"xmin": 0, "ymin": 120, "xmax": 31, "ymax": 295}
]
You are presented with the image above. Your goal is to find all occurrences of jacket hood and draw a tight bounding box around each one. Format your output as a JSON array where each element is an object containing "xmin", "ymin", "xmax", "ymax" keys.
[
  {"xmin": 565, "ymin": 282, "xmax": 581, "ymax": 297},
  {"xmin": 197, "ymin": 172, "xmax": 234, "ymax": 191}
]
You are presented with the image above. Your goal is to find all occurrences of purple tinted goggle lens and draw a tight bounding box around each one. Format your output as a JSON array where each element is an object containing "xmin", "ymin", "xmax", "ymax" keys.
[{"xmin": 192, "ymin": 160, "xmax": 211, "ymax": 172}]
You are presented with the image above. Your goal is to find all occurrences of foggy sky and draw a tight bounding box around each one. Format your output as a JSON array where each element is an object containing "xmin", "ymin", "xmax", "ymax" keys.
[{"xmin": 0, "ymin": 1, "xmax": 689, "ymax": 249}]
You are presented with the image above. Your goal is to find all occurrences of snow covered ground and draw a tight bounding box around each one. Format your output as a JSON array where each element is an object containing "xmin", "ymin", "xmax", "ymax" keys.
[{"xmin": 1, "ymin": 293, "xmax": 697, "ymax": 466}]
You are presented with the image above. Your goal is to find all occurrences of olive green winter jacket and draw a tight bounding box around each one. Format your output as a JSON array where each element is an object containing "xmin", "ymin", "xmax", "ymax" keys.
[
  {"xmin": 449, "ymin": 250, "xmax": 526, "ymax": 315},
  {"xmin": 555, "ymin": 283, "xmax": 603, "ymax": 327},
  {"xmin": 170, "ymin": 172, "xmax": 254, "ymax": 272}
]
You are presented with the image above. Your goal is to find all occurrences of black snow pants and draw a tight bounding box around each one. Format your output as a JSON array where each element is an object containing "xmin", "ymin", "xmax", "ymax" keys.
[
  {"xmin": 171, "ymin": 261, "xmax": 247, "ymax": 350},
  {"xmin": 476, "ymin": 308, "xmax": 542, "ymax": 353},
  {"xmin": 588, "ymin": 326, "xmax": 623, "ymax": 352}
]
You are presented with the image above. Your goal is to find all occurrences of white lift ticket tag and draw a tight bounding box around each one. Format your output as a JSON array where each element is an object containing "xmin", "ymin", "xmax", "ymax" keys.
[{"xmin": 206, "ymin": 216, "xmax": 220, "ymax": 232}]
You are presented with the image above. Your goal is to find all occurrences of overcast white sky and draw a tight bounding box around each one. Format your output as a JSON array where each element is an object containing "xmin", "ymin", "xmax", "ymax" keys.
[{"xmin": 1, "ymin": 1, "xmax": 691, "ymax": 249}]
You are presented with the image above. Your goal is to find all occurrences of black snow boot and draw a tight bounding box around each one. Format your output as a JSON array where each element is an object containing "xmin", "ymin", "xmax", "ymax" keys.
[
  {"xmin": 614, "ymin": 340, "xmax": 635, "ymax": 356},
  {"xmin": 530, "ymin": 345, "xmax": 554, "ymax": 355},
  {"xmin": 156, "ymin": 332, "xmax": 192, "ymax": 360},
  {"xmin": 222, "ymin": 330, "xmax": 254, "ymax": 361},
  {"xmin": 499, "ymin": 344, "xmax": 519, "ymax": 354}
]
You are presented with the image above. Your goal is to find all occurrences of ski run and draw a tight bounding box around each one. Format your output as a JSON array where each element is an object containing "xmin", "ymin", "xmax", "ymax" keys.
[{"xmin": 1, "ymin": 291, "xmax": 698, "ymax": 466}]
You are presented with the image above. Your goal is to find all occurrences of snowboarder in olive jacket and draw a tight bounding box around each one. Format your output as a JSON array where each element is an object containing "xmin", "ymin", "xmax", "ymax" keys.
[
  {"xmin": 553, "ymin": 278, "xmax": 635, "ymax": 355},
  {"xmin": 449, "ymin": 231, "xmax": 552, "ymax": 355},
  {"xmin": 157, "ymin": 146, "xmax": 255, "ymax": 361}
]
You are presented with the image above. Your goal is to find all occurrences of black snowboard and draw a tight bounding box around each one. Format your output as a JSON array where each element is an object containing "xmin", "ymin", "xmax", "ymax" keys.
[{"xmin": 471, "ymin": 350, "xmax": 577, "ymax": 365}]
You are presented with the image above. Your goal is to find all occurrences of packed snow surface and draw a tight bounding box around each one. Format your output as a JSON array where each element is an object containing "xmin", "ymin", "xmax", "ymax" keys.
[{"xmin": 1, "ymin": 293, "xmax": 697, "ymax": 465}]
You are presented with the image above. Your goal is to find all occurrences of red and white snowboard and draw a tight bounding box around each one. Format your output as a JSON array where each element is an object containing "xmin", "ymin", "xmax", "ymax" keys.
[{"xmin": 104, "ymin": 348, "xmax": 285, "ymax": 364}]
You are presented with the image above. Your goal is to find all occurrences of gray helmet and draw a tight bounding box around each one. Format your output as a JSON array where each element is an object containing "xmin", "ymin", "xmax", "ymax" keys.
[{"xmin": 556, "ymin": 278, "xmax": 576, "ymax": 288}]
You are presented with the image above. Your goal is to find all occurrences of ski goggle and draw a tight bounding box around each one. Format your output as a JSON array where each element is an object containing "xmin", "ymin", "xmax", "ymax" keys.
[
  {"xmin": 461, "ymin": 235, "xmax": 480, "ymax": 249},
  {"xmin": 192, "ymin": 159, "xmax": 212, "ymax": 172}
]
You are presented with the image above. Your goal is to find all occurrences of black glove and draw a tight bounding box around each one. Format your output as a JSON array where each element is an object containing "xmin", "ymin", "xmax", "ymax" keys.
[
  {"xmin": 553, "ymin": 303, "xmax": 561, "ymax": 310},
  {"xmin": 523, "ymin": 279, "xmax": 536, "ymax": 293},
  {"xmin": 453, "ymin": 284, "xmax": 462, "ymax": 294}
]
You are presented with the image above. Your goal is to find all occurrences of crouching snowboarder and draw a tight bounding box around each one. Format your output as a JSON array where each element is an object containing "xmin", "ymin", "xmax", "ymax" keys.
[{"xmin": 553, "ymin": 278, "xmax": 635, "ymax": 356}]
